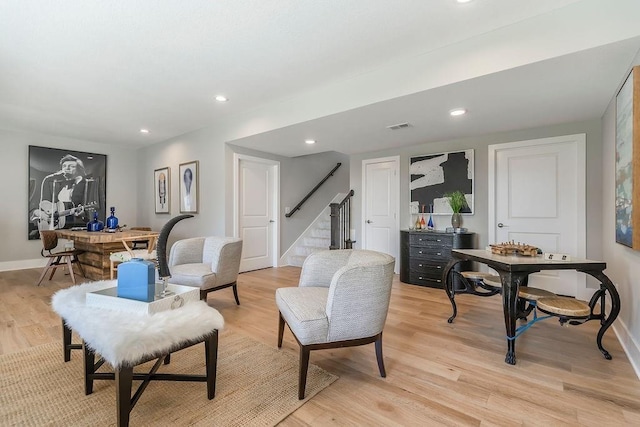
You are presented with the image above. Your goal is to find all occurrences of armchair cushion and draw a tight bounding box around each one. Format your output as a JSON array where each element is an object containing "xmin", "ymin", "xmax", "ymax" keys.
[
  {"xmin": 170, "ymin": 263, "xmax": 216, "ymax": 288},
  {"xmin": 275, "ymin": 287, "xmax": 329, "ymax": 345}
]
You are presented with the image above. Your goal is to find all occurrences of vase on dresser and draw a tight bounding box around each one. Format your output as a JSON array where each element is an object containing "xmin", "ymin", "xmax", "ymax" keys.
[{"xmin": 451, "ymin": 212, "xmax": 462, "ymax": 228}]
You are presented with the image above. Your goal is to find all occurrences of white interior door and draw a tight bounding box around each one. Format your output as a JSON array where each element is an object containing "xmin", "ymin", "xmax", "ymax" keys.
[
  {"xmin": 235, "ymin": 155, "xmax": 279, "ymax": 272},
  {"xmin": 489, "ymin": 134, "xmax": 586, "ymax": 296},
  {"xmin": 362, "ymin": 156, "xmax": 399, "ymax": 271}
]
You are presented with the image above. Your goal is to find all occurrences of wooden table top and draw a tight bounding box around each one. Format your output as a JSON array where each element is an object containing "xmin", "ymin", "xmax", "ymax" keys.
[
  {"xmin": 55, "ymin": 229, "xmax": 159, "ymax": 244},
  {"xmin": 451, "ymin": 249, "xmax": 606, "ymax": 272}
]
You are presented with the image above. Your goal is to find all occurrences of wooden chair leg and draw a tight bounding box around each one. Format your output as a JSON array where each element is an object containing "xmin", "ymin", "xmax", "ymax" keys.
[
  {"xmin": 74, "ymin": 255, "xmax": 85, "ymax": 278},
  {"xmin": 36, "ymin": 258, "xmax": 55, "ymax": 286},
  {"xmin": 375, "ymin": 334, "xmax": 386, "ymax": 378},
  {"xmin": 277, "ymin": 312, "xmax": 285, "ymax": 348},
  {"xmin": 110, "ymin": 260, "xmax": 116, "ymax": 280},
  {"xmin": 299, "ymin": 345, "xmax": 311, "ymax": 400},
  {"xmin": 49, "ymin": 256, "xmax": 63, "ymax": 281},
  {"xmin": 65, "ymin": 256, "xmax": 76, "ymax": 284},
  {"xmin": 232, "ymin": 283, "xmax": 240, "ymax": 305}
]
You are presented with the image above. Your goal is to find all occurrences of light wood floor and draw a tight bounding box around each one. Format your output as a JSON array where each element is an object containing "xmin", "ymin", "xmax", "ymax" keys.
[{"xmin": 3, "ymin": 267, "xmax": 640, "ymax": 426}]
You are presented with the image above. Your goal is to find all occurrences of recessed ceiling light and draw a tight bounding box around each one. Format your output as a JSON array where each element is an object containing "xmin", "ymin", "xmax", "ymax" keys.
[
  {"xmin": 449, "ymin": 108, "xmax": 467, "ymax": 116},
  {"xmin": 215, "ymin": 95, "xmax": 228, "ymax": 102},
  {"xmin": 140, "ymin": 128, "xmax": 150, "ymax": 134},
  {"xmin": 305, "ymin": 139, "xmax": 316, "ymax": 145},
  {"xmin": 456, "ymin": 0, "xmax": 473, "ymax": 3}
]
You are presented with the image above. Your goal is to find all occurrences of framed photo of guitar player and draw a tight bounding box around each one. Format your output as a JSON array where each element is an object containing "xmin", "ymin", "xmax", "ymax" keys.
[{"xmin": 28, "ymin": 146, "xmax": 107, "ymax": 240}]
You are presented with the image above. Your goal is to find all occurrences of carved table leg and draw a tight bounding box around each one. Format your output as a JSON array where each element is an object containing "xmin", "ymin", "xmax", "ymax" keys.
[
  {"xmin": 583, "ymin": 270, "xmax": 621, "ymax": 360},
  {"xmin": 443, "ymin": 259, "xmax": 460, "ymax": 323},
  {"xmin": 502, "ymin": 272, "xmax": 528, "ymax": 365}
]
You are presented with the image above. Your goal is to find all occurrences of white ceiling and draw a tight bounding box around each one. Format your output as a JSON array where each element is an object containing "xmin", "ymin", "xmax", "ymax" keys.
[{"xmin": 1, "ymin": 0, "xmax": 639, "ymax": 157}]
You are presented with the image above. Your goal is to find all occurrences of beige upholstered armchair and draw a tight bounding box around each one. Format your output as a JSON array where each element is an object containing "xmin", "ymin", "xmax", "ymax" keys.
[
  {"xmin": 168, "ymin": 236, "xmax": 243, "ymax": 303},
  {"xmin": 276, "ymin": 249, "xmax": 395, "ymax": 399}
]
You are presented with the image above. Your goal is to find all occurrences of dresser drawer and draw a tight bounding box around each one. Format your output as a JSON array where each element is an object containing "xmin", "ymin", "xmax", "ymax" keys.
[
  {"xmin": 409, "ymin": 259, "xmax": 445, "ymax": 273},
  {"xmin": 410, "ymin": 233, "xmax": 453, "ymax": 248},
  {"xmin": 409, "ymin": 246, "xmax": 451, "ymax": 261},
  {"xmin": 409, "ymin": 270, "xmax": 444, "ymax": 287}
]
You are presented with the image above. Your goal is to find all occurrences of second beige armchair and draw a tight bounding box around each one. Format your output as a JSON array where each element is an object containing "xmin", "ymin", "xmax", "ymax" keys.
[{"xmin": 168, "ymin": 236, "xmax": 243, "ymax": 303}]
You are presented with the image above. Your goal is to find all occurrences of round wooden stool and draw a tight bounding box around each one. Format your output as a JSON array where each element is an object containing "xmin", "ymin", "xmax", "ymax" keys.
[
  {"xmin": 536, "ymin": 296, "xmax": 591, "ymax": 317},
  {"xmin": 456, "ymin": 271, "xmax": 501, "ymax": 297},
  {"xmin": 482, "ymin": 275, "xmax": 501, "ymax": 288},
  {"xmin": 461, "ymin": 271, "xmax": 493, "ymax": 280},
  {"xmin": 518, "ymin": 286, "xmax": 556, "ymax": 301}
]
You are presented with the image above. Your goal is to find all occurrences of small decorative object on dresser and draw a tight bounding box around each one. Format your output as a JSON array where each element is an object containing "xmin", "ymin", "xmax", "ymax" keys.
[
  {"xmin": 400, "ymin": 230, "xmax": 474, "ymax": 289},
  {"xmin": 444, "ymin": 190, "xmax": 467, "ymax": 229}
]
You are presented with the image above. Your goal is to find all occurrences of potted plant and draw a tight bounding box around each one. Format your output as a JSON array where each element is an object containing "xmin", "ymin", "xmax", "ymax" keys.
[{"xmin": 444, "ymin": 190, "xmax": 467, "ymax": 228}]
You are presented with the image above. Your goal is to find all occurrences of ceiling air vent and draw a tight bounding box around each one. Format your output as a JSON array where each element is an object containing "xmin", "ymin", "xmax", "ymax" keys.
[{"xmin": 386, "ymin": 122, "xmax": 411, "ymax": 130}]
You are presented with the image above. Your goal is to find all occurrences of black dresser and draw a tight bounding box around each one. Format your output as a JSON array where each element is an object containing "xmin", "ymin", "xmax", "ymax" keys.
[{"xmin": 400, "ymin": 230, "xmax": 474, "ymax": 289}]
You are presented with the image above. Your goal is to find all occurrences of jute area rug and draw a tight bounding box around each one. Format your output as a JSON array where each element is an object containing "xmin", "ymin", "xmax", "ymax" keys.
[{"xmin": 0, "ymin": 330, "xmax": 337, "ymax": 426}]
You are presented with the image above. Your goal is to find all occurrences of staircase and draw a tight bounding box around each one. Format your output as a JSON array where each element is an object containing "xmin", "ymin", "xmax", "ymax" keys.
[
  {"xmin": 287, "ymin": 214, "xmax": 331, "ymax": 267},
  {"xmin": 283, "ymin": 194, "xmax": 344, "ymax": 267}
]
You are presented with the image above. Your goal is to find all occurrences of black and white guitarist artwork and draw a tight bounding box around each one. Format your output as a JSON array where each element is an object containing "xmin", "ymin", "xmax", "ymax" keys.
[{"xmin": 31, "ymin": 200, "xmax": 98, "ymax": 231}]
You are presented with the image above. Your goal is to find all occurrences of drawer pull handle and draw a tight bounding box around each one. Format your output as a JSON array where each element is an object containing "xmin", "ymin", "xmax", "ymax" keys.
[
  {"xmin": 419, "ymin": 277, "xmax": 442, "ymax": 283},
  {"xmin": 437, "ymin": 239, "xmax": 441, "ymax": 242},
  {"xmin": 436, "ymin": 266, "xmax": 441, "ymax": 269},
  {"xmin": 436, "ymin": 252, "xmax": 441, "ymax": 256},
  {"xmin": 418, "ymin": 264, "xmax": 423, "ymax": 267}
]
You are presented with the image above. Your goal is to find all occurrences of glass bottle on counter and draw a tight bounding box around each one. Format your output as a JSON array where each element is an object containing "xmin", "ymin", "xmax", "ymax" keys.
[{"xmin": 106, "ymin": 206, "xmax": 119, "ymax": 230}]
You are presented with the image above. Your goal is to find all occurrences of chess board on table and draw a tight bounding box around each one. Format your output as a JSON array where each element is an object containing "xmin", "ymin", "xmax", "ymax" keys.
[{"xmin": 489, "ymin": 241, "xmax": 539, "ymax": 257}]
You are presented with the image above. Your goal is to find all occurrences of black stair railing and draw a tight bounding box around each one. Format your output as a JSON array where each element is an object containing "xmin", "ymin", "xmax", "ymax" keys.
[
  {"xmin": 330, "ymin": 190, "xmax": 355, "ymax": 250},
  {"xmin": 285, "ymin": 163, "xmax": 341, "ymax": 218}
]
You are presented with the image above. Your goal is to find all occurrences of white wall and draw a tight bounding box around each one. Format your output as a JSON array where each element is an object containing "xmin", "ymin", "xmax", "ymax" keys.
[
  {"xmin": 135, "ymin": 128, "xmax": 351, "ymax": 257},
  {"xmin": 0, "ymin": 128, "xmax": 139, "ymax": 270},
  {"xmin": 350, "ymin": 119, "xmax": 603, "ymax": 258},
  {"xmin": 602, "ymin": 55, "xmax": 640, "ymax": 376}
]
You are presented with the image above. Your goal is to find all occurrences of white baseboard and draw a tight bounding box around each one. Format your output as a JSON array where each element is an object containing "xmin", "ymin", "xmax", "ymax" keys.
[
  {"xmin": 0, "ymin": 258, "xmax": 47, "ymax": 272},
  {"xmin": 612, "ymin": 320, "xmax": 640, "ymax": 380}
]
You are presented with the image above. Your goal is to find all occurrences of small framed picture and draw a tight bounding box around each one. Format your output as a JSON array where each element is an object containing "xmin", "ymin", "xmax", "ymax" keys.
[
  {"xmin": 154, "ymin": 167, "xmax": 170, "ymax": 214},
  {"xmin": 179, "ymin": 161, "xmax": 199, "ymax": 213}
]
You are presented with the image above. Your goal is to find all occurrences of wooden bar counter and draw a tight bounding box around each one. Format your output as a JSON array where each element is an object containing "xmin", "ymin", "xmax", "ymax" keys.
[{"xmin": 55, "ymin": 229, "xmax": 159, "ymax": 281}]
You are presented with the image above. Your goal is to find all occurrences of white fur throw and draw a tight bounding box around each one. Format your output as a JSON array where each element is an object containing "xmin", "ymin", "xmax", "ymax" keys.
[{"xmin": 51, "ymin": 280, "xmax": 224, "ymax": 368}]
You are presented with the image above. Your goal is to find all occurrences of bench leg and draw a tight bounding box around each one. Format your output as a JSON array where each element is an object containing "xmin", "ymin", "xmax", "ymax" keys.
[
  {"xmin": 83, "ymin": 342, "xmax": 95, "ymax": 395},
  {"xmin": 204, "ymin": 330, "xmax": 219, "ymax": 399},
  {"xmin": 63, "ymin": 320, "xmax": 72, "ymax": 362},
  {"xmin": 116, "ymin": 366, "xmax": 134, "ymax": 427}
]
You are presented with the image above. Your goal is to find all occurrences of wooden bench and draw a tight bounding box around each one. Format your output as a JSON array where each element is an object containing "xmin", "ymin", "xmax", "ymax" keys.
[{"xmin": 51, "ymin": 280, "xmax": 224, "ymax": 426}]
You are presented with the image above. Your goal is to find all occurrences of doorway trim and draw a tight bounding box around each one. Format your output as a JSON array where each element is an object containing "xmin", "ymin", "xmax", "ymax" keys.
[
  {"xmin": 361, "ymin": 155, "xmax": 400, "ymax": 272},
  {"xmin": 233, "ymin": 153, "xmax": 280, "ymax": 269}
]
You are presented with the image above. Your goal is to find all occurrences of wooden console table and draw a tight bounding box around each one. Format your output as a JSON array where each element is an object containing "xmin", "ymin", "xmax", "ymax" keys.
[
  {"xmin": 443, "ymin": 249, "xmax": 620, "ymax": 365},
  {"xmin": 55, "ymin": 229, "xmax": 159, "ymax": 281}
]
